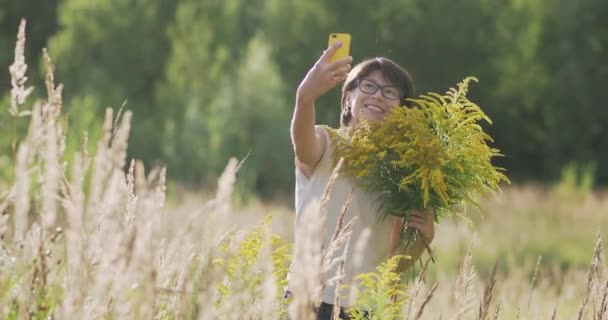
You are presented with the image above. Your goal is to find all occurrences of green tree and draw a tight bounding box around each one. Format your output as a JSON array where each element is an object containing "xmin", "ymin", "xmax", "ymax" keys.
[
  {"xmin": 486, "ymin": 0, "xmax": 608, "ymax": 183},
  {"xmin": 159, "ymin": 0, "xmax": 269, "ymax": 187},
  {"xmin": 539, "ymin": 0, "xmax": 608, "ymax": 183},
  {"xmin": 47, "ymin": 0, "xmax": 177, "ymax": 164},
  {"xmin": 262, "ymin": 0, "xmax": 337, "ymax": 125},
  {"xmin": 482, "ymin": 0, "xmax": 553, "ymax": 180},
  {"xmin": 206, "ymin": 34, "xmax": 292, "ymax": 198},
  {"xmin": 3, "ymin": 0, "xmax": 606, "ymax": 195}
]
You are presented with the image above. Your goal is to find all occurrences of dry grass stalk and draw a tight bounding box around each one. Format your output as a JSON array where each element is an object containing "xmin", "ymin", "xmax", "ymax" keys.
[
  {"xmin": 406, "ymin": 256, "xmax": 432, "ymax": 319},
  {"xmin": 288, "ymin": 198, "xmax": 325, "ymax": 320},
  {"xmin": 318, "ymin": 156, "xmax": 355, "ymax": 301},
  {"xmin": 407, "ymin": 278, "xmax": 422, "ymax": 319},
  {"xmin": 0, "ymin": 208, "xmax": 9, "ymax": 240},
  {"xmin": 591, "ymin": 233, "xmax": 604, "ymax": 280},
  {"xmin": 42, "ymin": 49, "xmax": 63, "ymax": 119},
  {"xmin": 8, "ymin": 19, "xmax": 33, "ymax": 117},
  {"xmin": 591, "ymin": 234, "xmax": 605, "ymax": 318},
  {"xmin": 322, "ymin": 191, "xmax": 355, "ymax": 316},
  {"xmin": 578, "ymin": 234, "xmax": 604, "ymax": 320},
  {"xmin": 414, "ymin": 281, "xmax": 439, "ymax": 320},
  {"xmin": 259, "ymin": 237, "xmax": 279, "ymax": 320},
  {"xmin": 579, "ymin": 261, "xmax": 595, "ymax": 319},
  {"xmin": 41, "ymin": 98, "xmax": 60, "ymax": 232},
  {"xmin": 86, "ymin": 108, "xmax": 115, "ymax": 217},
  {"xmin": 323, "ymin": 202, "xmax": 355, "ymax": 285},
  {"xmin": 0, "ymin": 188, "xmax": 12, "ymax": 217},
  {"xmin": 13, "ymin": 140, "xmax": 31, "ymax": 242},
  {"xmin": 61, "ymin": 147, "xmax": 88, "ymax": 317},
  {"xmin": 477, "ymin": 262, "xmax": 498, "ymax": 320},
  {"xmin": 215, "ymin": 157, "xmax": 239, "ymax": 217},
  {"xmin": 526, "ymin": 255, "xmax": 542, "ymax": 314},
  {"xmin": 125, "ymin": 159, "xmax": 137, "ymax": 226},
  {"xmin": 9, "ymin": 36, "xmax": 57, "ymax": 242},
  {"xmin": 595, "ymin": 279, "xmax": 608, "ymax": 320},
  {"xmin": 332, "ymin": 240, "xmax": 351, "ymax": 320},
  {"xmin": 289, "ymin": 157, "xmax": 355, "ymax": 320},
  {"xmin": 11, "ymin": 63, "xmax": 44, "ymax": 243},
  {"xmin": 453, "ymin": 241, "xmax": 477, "ymax": 320},
  {"xmin": 331, "ymin": 190, "xmax": 352, "ymax": 243},
  {"xmin": 323, "ymin": 218, "xmax": 354, "ymax": 287},
  {"xmin": 109, "ymin": 110, "xmax": 132, "ymax": 172},
  {"xmin": 491, "ymin": 299, "xmax": 501, "ymax": 320}
]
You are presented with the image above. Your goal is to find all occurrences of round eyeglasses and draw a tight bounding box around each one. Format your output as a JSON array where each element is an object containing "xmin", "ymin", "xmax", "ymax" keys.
[{"xmin": 356, "ymin": 78, "xmax": 401, "ymax": 100}]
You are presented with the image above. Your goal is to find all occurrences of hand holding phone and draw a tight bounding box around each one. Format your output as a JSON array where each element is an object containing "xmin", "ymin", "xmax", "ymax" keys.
[
  {"xmin": 328, "ymin": 33, "xmax": 351, "ymax": 63},
  {"xmin": 295, "ymin": 33, "xmax": 352, "ymax": 104}
]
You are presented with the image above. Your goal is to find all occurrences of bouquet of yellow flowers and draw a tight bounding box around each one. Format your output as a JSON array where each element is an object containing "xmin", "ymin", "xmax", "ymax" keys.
[{"xmin": 326, "ymin": 77, "xmax": 509, "ymax": 253}]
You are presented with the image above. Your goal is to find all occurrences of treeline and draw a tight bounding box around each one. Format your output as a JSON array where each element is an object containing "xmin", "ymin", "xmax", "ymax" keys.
[{"xmin": 1, "ymin": 0, "xmax": 606, "ymax": 199}]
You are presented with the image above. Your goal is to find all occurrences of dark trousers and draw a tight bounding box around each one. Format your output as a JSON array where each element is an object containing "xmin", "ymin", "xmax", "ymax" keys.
[
  {"xmin": 283, "ymin": 290, "xmax": 369, "ymax": 320},
  {"xmin": 316, "ymin": 302, "xmax": 350, "ymax": 320}
]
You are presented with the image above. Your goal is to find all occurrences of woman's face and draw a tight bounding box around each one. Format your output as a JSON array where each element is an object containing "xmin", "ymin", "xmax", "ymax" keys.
[{"xmin": 345, "ymin": 70, "xmax": 402, "ymax": 127}]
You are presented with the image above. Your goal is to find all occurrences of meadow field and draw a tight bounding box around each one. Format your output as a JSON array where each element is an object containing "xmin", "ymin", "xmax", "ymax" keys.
[
  {"xmin": 204, "ymin": 180, "xmax": 608, "ymax": 319},
  {"xmin": 2, "ymin": 20, "xmax": 607, "ymax": 320}
]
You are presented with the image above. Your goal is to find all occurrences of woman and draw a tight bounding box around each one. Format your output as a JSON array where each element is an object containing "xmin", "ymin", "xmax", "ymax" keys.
[{"xmin": 290, "ymin": 41, "xmax": 435, "ymax": 319}]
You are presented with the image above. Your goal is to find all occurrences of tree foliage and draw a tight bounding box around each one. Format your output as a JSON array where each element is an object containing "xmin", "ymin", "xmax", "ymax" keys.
[{"xmin": 1, "ymin": 0, "xmax": 606, "ymax": 198}]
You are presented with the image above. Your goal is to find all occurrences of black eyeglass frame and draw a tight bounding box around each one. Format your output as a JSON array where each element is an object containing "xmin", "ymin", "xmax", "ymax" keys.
[{"xmin": 355, "ymin": 78, "xmax": 402, "ymax": 100}]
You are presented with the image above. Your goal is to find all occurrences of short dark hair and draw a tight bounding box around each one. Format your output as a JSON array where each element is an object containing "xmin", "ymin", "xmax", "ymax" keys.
[{"xmin": 340, "ymin": 57, "xmax": 415, "ymax": 127}]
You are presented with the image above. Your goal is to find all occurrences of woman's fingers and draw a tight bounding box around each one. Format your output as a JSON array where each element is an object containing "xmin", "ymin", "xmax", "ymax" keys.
[
  {"xmin": 317, "ymin": 43, "xmax": 352, "ymax": 79},
  {"xmin": 296, "ymin": 45, "xmax": 353, "ymax": 102},
  {"xmin": 328, "ymin": 57, "xmax": 352, "ymax": 76},
  {"xmin": 410, "ymin": 208, "xmax": 434, "ymax": 219},
  {"xmin": 329, "ymin": 56, "xmax": 353, "ymax": 68},
  {"xmin": 406, "ymin": 217, "xmax": 426, "ymax": 227},
  {"xmin": 320, "ymin": 41, "xmax": 343, "ymax": 62},
  {"xmin": 406, "ymin": 209, "xmax": 435, "ymax": 243},
  {"xmin": 331, "ymin": 63, "xmax": 352, "ymax": 78},
  {"xmin": 323, "ymin": 59, "xmax": 352, "ymax": 84},
  {"xmin": 408, "ymin": 212, "xmax": 427, "ymax": 221}
]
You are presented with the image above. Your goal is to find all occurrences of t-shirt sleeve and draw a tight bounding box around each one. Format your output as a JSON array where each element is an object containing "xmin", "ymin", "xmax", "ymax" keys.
[
  {"xmin": 294, "ymin": 126, "xmax": 334, "ymax": 214},
  {"xmin": 294, "ymin": 125, "xmax": 332, "ymax": 183}
]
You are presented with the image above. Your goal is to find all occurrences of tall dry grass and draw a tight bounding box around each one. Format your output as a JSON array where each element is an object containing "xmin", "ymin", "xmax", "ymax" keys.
[
  {"xmin": 2, "ymin": 20, "xmax": 358, "ymax": 319},
  {"xmin": 1, "ymin": 19, "xmax": 607, "ymax": 320}
]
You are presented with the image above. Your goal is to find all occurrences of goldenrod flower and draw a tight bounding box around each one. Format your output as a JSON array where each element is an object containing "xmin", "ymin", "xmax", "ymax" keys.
[{"xmin": 326, "ymin": 77, "xmax": 509, "ymax": 249}]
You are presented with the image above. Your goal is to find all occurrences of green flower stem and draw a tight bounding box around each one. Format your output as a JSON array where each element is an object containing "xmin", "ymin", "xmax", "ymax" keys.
[{"xmin": 398, "ymin": 220, "xmax": 436, "ymax": 264}]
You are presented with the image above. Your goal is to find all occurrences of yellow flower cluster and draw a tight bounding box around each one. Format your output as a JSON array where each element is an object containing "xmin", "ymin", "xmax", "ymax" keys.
[{"xmin": 327, "ymin": 77, "xmax": 509, "ymax": 222}]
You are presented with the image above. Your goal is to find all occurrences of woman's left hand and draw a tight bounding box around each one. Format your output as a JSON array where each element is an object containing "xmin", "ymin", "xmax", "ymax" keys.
[{"xmin": 406, "ymin": 208, "xmax": 435, "ymax": 244}]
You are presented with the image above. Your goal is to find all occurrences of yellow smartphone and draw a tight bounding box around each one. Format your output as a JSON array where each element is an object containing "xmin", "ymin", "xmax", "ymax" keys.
[{"xmin": 328, "ymin": 33, "xmax": 351, "ymax": 63}]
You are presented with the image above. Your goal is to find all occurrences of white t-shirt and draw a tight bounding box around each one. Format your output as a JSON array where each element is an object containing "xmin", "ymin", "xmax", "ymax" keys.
[{"xmin": 293, "ymin": 126, "xmax": 394, "ymax": 307}]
